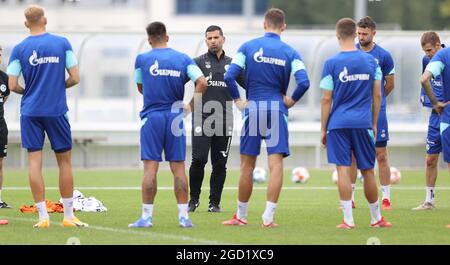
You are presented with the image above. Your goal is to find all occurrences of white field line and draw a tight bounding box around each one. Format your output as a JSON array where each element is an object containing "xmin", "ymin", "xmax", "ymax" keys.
[
  {"xmin": 0, "ymin": 216, "xmax": 232, "ymax": 245},
  {"xmin": 5, "ymin": 186, "xmax": 450, "ymax": 191}
]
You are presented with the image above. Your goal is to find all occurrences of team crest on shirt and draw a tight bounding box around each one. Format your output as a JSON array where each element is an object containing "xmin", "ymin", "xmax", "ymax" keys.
[
  {"xmin": 28, "ymin": 50, "xmax": 60, "ymax": 66},
  {"xmin": 339, "ymin": 67, "xmax": 370, "ymax": 83},
  {"xmin": 0, "ymin": 85, "xmax": 6, "ymax": 93},
  {"xmin": 253, "ymin": 48, "xmax": 286, "ymax": 66},
  {"xmin": 149, "ymin": 60, "xmax": 181, "ymax": 77}
]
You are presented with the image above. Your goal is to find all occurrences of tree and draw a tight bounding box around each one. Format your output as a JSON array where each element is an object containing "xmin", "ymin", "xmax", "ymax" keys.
[{"xmin": 269, "ymin": 0, "xmax": 449, "ymax": 30}]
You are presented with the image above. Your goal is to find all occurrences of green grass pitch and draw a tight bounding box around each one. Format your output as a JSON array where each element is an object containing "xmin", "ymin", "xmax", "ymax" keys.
[{"xmin": 0, "ymin": 168, "xmax": 449, "ymax": 245}]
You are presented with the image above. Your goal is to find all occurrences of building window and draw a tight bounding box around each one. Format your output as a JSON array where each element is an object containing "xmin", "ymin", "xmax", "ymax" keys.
[
  {"xmin": 102, "ymin": 75, "xmax": 130, "ymax": 98},
  {"xmin": 177, "ymin": 0, "xmax": 243, "ymax": 15}
]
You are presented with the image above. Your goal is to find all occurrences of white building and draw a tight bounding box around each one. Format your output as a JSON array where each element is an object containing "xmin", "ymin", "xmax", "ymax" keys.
[{"xmin": 0, "ymin": 0, "xmax": 267, "ymax": 33}]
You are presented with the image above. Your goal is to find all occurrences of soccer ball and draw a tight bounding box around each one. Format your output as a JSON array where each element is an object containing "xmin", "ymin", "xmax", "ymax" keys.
[
  {"xmin": 357, "ymin": 171, "xmax": 364, "ymax": 183},
  {"xmin": 332, "ymin": 170, "xmax": 338, "ymax": 184},
  {"xmin": 253, "ymin": 167, "xmax": 267, "ymax": 184},
  {"xmin": 331, "ymin": 170, "xmax": 363, "ymax": 184},
  {"xmin": 291, "ymin": 167, "xmax": 310, "ymax": 184},
  {"xmin": 390, "ymin": 167, "xmax": 401, "ymax": 185}
]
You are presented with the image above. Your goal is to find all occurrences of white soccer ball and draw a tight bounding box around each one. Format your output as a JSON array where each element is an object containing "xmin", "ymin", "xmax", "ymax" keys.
[
  {"xmin": 331, "ymin": 170, "xmax": 363, "ymax": 184},
  {"xmin": 390, "ymin": 167, "xmax": 401, "ymax": 185},
  {"xmin": 291, "ymin": 167, "xmax": 310, "ymax": 184},
  {"xmin": 357, "ymin": 171, "xmax": 364, "ymax": 183},
  {"xmin": 332, "ymin": 169, "xmax": 338, "ymax": 184},
  {"xmin": 253, "ymin": 167, "xmax": 267, "ymax": 184}
]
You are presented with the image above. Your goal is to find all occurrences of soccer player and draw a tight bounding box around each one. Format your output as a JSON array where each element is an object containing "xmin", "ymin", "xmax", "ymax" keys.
[
  {"xmin": 351, "ymin": 16, "xmax": 396, "ymax": 210},
  {"xmin": 222, "ymin": 8, "xmax": 310, "ymax": 227},
  {"xmin": 321, "ymin": 18, "xmax": 391, "ymax": 229},
  {"xmin": 129, "ymin": 22, "xmax": 207, "ymax": 228},
  {"xmin": 7, "ymin": 5, "xmax": 87, "ymax": 228},
  {"xmin": 188, "ymin": 25, "xmax": 244, "ymax": 213},
  {"xmin": 0, "ymin": 45, "xmax": 11, "ymax": 210},
  {"xmin": 413, "ymin": 32, "xmax": 445, "ymax": 211},
  {"xmin": 421, "ymin": 46, "xmax": 450, "ymax": 172}
]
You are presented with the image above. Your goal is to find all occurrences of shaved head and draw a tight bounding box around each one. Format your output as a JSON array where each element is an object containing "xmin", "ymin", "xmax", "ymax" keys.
[{"xmin": 24, "ymin": 5, "xmax": 45, "ymax": 25}]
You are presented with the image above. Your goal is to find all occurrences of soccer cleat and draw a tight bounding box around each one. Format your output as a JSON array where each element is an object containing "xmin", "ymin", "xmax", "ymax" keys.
[
  {"xmin": 0, "ymin": 219, "xmax": 8, "ymax": 225},
  {"xmin": 262, "ymin": 222, "xmax": 279, "ymax": 228},
  {"xmin": 370, "ymin": 217, "xmax": 392, "ymax": 228},
  {"xmin": 33, "ymin": 219, "xmax": 50, "ymax": 228},
  {"xmin": 188, "ymin": 200, "xmax": 200, "ymax": 213},
  {"xmin": 208, "ymin": 203, "xmax": 222, "ymax": 213},
  {"xmin": 381, "ymin": 199, "xmax": 392, "ymax": 210},
  {"xmin": 128, "ymin": 217, "xmax": 153, "ymax": 228},
  {"xmin": 222, "ymin": 214, "xmax": 247, "ymax": 226},
  {"xmin": 412, "ymin": 202, "xmax": 435, "ymax": 211},
  {"xmin": 179, "ymin": 217, "xmax": 194, "ymax": 228},
  {"xmin": 0, "ymin": 201, "xmax": 11, "ymax": 209},
  {"xmin": 63, "ymin": 217, "xmax": 89, "ymax": 228},
  {"xmin": 336, "ymin": 220, "xmax": 355, "ymax": 229}
]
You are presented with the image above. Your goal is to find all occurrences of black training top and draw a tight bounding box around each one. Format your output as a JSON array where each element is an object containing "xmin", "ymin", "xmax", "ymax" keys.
[
  {"xmin": 0, "ymin": 70, "xmax": 10, "ymax": 119},
  {"xmin": 194, "ymin": 50, "xmax": 244, "ymax": 125}
]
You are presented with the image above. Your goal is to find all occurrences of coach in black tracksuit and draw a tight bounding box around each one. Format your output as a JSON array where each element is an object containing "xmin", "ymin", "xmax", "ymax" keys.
[
  {"xmin": 189, "ymin": 25, "xmax": 244, "ymax": 213},
  {"xmin": 0, "ymin": 45, "xmax": 10, "ymax": 209}
]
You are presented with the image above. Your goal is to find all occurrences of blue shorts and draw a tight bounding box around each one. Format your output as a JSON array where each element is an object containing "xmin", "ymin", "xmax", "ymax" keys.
[
  {"xmin": 20, "ymin": 114, "xmax": 72, "ymax": 153},
  {"xmin": 140, "ymin": 111, "xmax": 186, "ymax": 162},
  {"xmin": 441, "ymin": 122, "xmax": 450, "ymax": 163},
  {"xmin": 240, "ymin": 110, "xmax": 289, "ymax": 157},
  {"xmin": 427, "ymin": 112, "xmax": 442, "ymax": 155},
  {"xmin": 327, "ymin": 128, "xmax": 376, "ymax": 170},
  {"xmin": 376, "ymin": 109, "xmax": 389, "ymax": 145}
]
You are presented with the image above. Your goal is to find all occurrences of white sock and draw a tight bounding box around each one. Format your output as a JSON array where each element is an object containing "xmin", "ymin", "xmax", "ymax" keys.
[
  {"xmin": 426, "ymin": 187, "xmax": 435, "ymax": 204},
  {"xmin": 340, "ymin": 200, "xmax": 354, "ymax": 226},
  {"xmin": 36, "ymin": 201, "xmax": 49, "ymax": 220},
  {"xmin": 351, "ymin": 184, "xmax": 356, "ymax": 201},
  {"xmin": 62, "ymin": 197, "xmax": 74, "ymax": 219},
  {"xmin": 369, "ymin": 201, "xmax": 382, "ymax": 224},
  {"xmin": 381, "ymin": 185, "xmax": 391, "ymax": 200},
  {"xmin": 177, "ymin": 204, "xmax": 189, "ymax": 219},
  {"xmin": 262, "ymin": 201, "xmax": 277, "ymax": 224},
  {"xmin": 142, "ymin": 204, "xmax": 153, "ymax": 220},
  {"xmin": 237, "ymin": 201, "xmax": 248, "ymax": 221}
]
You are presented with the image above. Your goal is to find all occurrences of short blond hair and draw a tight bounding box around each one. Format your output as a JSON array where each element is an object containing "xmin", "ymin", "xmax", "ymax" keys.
[{"xmin": 24, "ymin": 5, "xmax": 45, "ymax": 24}]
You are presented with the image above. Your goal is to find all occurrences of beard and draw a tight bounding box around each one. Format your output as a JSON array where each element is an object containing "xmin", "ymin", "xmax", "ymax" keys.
[{"xmin": 359, "ymin": 40, "xmax": 372, "ymax": 47}]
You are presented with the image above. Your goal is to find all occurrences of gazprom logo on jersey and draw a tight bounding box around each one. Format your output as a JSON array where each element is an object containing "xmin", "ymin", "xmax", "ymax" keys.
[
  {"xmin": 339, "ymin": 67, "xmax": 370, "ymax": 83},
  {"xmin": 432, "ymin": 79, "xmax": 442, "ymax": 87},
  {"xmin": 253, "ymin": 48, "xmax": 286, "ymax": 66},
  {"xmin": 149, "ymin": 60, "xmax": 181, "ymax": 77},
  {"xmin": 29, "ymin": 50, "xmax": 60, "ymax": 66}
]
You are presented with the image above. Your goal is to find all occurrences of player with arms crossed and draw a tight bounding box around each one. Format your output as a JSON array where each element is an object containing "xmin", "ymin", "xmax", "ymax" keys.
[{"xmin": 351, "ymin": 16, "xmax": 396, "ymax": 210}]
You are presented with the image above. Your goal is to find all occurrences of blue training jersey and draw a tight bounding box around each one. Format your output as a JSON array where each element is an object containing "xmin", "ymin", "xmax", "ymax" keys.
[
  {"xmin": 225, "ymin": 32, "xmax": 309, "ymax": 115},
  {"xmin": 134, "ymin": 48, "xmax": 203, "ymax": 118},
  {"xmin": 356, "ymin": 43, "xmax": 395, "ymax": 111},
  {"xmin": 320, "ymin": 50, "xmax": 382, "ymax": 130},
  {"xmin": 7, "ymin": 33, "xmax": 77, "ymax": 116},
  {"xmin": 426, "ymin": 47, "xmax": 450, "ymax": 124},
  {"xmin": 421, "ymin": 46, "xmax": 445, "ymax": 108}
]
